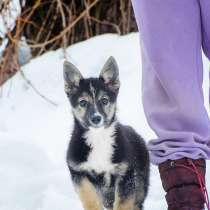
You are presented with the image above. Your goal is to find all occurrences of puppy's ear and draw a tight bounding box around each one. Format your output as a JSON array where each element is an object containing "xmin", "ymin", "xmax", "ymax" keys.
[
  {"xmin": 99, "ymin": 56, "xmax": 120, "ymax": 91},
  {"xmin": 63, "ymin": 61, "xmax": 83, "ymax": 94}
]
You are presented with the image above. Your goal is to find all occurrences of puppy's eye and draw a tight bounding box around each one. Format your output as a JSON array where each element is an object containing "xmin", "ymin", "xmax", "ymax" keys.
[
  {"xmin": 101, "ymin": 97, "xmax": 109, "ymax": 105},
  {"xmin": 79, "ymin": 100, "xmax": 88, "ymax": 108}
]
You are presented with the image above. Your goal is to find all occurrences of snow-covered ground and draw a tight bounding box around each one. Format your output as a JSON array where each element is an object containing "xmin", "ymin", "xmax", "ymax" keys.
[{"xmin": 0, "ymin": 33, "xmax": 209, "ymax": 210}]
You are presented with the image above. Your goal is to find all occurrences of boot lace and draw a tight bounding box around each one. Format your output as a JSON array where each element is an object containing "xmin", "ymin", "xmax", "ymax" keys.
[{"xmin": 174, "ymin": 159, "xmax": 210, "ymax": 210}]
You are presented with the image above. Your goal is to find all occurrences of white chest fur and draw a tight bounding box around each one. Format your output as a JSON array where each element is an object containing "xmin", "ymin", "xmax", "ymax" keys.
[{"xmin": 80, "ymin": 123, "xmax": 116, "ymax": 174}]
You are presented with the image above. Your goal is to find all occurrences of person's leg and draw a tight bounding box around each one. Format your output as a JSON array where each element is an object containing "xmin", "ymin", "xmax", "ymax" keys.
[
  {"xmin": 199, "ymin": 0, "xmax": 210, "ymax": 106},
  {"xmin": 131, "ymin": 0, "xmax": 210, "ymax": 209},
  {"xmin": 199, "ymin": 0, "xmax": 210, "ymax": 60},
  {"xmin": 131, "ymin": 0, "xmax": 210, "ymax": 165}
]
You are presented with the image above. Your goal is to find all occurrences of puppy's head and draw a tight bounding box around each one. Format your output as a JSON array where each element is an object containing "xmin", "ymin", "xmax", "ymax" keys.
[{"xmin": 63, "ymin": 57, "xmax": 120, "ymax": 129}]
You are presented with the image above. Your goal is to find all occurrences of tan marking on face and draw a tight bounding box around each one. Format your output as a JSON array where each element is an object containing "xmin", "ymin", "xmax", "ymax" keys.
[
  {"xmin": 113, "ymin": 191, "xmax": 135, "ymax": 210},
  {"xmin": 98, "ymin": 90, "xmax": 116, "ymax": 120},
  {"xmin": 98, "ymin": 90, "xmax": 107, "ymax": 100},
  {"xmin": 78, "ymin": 92, "xmax": 93, "ymax": 104},
  {"xmin": 75, "ymin": 178, "xmax": 103, "ymax": 210},
  {"xmin": 90, "ymin": 82, "xmax": 96, "ymax": 100},
  {"xmin": 106, "ymin": 103, "xmax": 116, "ymax": 120},
  {"xmin": 72, "ymin": 105, "xmax": 86, "ymax": 123},
  {"xmin": 73, "ymin": 92, "xmax": 92, "ymax": 122}
]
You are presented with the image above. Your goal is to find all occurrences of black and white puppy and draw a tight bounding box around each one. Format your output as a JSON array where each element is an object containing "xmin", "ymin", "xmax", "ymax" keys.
[{"xmin": 64, "ymin": 57, "xmax": 149, "ymax": 210}]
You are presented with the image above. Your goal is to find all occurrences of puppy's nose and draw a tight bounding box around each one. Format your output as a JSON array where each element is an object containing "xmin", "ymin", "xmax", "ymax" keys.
[{"xmin": 90, "ymin": 115, "xmax": 102, "ymax": 125}]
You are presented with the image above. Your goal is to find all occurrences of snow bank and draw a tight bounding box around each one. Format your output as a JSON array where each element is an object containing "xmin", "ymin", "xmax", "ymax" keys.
[{"xmin": 0, "ymin": 33, "xmax": 209, "ymax": 210}]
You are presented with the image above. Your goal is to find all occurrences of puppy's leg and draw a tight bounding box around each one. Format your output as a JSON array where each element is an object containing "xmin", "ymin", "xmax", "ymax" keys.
[
  {"xmin": 113, "ymin": 170, "xmax": 136, "ymax": 210},
  {"xmin": 75, "ymin": 178, "xmax": 103, "ymax": 210},
  {"xmin": 113, "ymin": 192, "xmax": 135, "ymax": 210}
]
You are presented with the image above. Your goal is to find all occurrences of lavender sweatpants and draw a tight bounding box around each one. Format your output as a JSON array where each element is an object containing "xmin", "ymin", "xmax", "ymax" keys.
[{"xmin": 131, "ymin": 0, "xmax": 210, "ymax": 165}]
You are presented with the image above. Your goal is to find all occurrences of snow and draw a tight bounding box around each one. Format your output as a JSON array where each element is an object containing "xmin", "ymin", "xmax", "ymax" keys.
[
  {"xmin": 0, "ymin": 0, "xmax": 19, "ymax": 62},
  {"xmin": 0, "ymin": 33, "xmax": 209, "ymax": 210},
  {"xmin": 0, "ymin": 0, "xmax": 21, "ymax": 38}
]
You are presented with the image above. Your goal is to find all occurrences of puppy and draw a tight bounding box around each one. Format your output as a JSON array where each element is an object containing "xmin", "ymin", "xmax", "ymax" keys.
[{"xmin": 64, "ymin": 57, "xmax": 149, "ymax": 210}]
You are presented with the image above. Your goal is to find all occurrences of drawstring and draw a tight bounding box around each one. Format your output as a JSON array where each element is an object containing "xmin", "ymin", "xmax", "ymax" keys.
[
  {"xmin": 175, "ymin": 159, "xmax": 210, "ymax": 210},
  {"xmin": 189, "ymin": 160, "xmax": 210, "ymax": 210}
]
